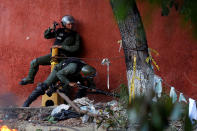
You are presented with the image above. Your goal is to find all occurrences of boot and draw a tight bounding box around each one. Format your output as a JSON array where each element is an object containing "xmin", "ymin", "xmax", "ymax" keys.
[
  {"xmin": 19, "ymin": 59, "xmax": 39, "ymax": 85},
  {"xmin": 22, "ymin": 89, "xmax": 41, "ymax": 107},
  {"xmin": 22, "ymin": 83, "xmax": 48, "ymax": 107},
  {"xmin": 19, "ymin": 77, "xmax": 34, "ymax": 85}
]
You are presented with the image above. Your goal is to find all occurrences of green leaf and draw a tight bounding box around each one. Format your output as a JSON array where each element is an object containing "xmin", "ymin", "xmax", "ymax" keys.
[
  {"xmin": 110, "ymin": 0, "xmax": 134, "ymax": 21},
  {"xmin": 47, "ymin": 116, "xmax": 58, "ymax": 124},
  {"xmin": 169, "ymin": 0, "xmax": 174, "ymax": 8},
  {"xmin": 170, "ymin": 103, "xmax": 182, "ymax": 121},
  {"xmin": 96, "ymin": 119, "xmax": 103, "ymax": 129},
  {"xmin": 161, "ymin": 6, "xmax": 170, "ymax": 16},
  {"xmin": 36, "ymin": 129, "xmax": 42, "ymax": 131}
]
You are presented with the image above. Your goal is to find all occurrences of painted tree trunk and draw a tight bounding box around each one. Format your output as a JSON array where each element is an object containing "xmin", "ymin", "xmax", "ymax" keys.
[{"xmin": 111, "ymin": 1, "xmax": 154, "ymax": 97}]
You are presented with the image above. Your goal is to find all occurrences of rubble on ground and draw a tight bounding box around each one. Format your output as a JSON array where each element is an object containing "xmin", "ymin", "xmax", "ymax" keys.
[{"xmin": 0, "ymin": 97, "xmax": 127, "ymax": 130}]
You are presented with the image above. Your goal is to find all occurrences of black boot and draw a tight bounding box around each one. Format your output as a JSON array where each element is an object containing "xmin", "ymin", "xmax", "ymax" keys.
[
  {"xmin": 22, "ymin": 83, "xmax": 48, "ymax": 107},
  {"xmin": 19, "ymin": 59, "xmax": 39, "ymax": 85},
  {"xmin": 19, "ymin": 77, "xmax": 34, "ymax": 85},
  {"xmin": 22, "ymin": 90, "xmax": 41, "ymax": 107}
]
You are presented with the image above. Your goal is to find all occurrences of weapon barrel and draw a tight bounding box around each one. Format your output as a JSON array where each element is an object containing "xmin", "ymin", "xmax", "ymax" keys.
[{"xmin": 78, "ymin": 84, "xmax": 120, "ymax": 98}]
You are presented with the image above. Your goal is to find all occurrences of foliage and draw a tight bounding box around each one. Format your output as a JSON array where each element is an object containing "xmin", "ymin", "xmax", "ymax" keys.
[
  {"xmin": 97, "ymin": 84, "xmax": 193, "ymax": 130},
  {"xmin": 110, "ymin": 0, "xmax": 134, "ymax": 21},
  {"xmin": 111, "ymin": 0, "xmax": 197, "ymax": 38},
  {"xmin": 96, "ymin": 101, "xmax": 128, "ymax": 130},
  {"xmin": 96, "ymin": 84, "xmax": 129, "ymax": 129},
  {"xmin": 129, "ymin": 93, "xmax": 193, "ymax": 130},
  {"xmin": 36, "ymin": 129, "xmax": 42, "ymax": 131},
  {"xmin": 179, "ymin": 0, "xmax": 197, "ymax": 37},
  {"xmin": 119, "ymin": 84, "xmax": 129, "ymax": 106},
  {"xmin": 144, "ymin": 0, "xmax": 197, "ymax": 37}
]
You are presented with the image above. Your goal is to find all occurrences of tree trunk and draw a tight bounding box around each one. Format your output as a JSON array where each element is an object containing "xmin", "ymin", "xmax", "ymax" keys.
[{"xmin": 110, "ymin": 0, "xmax": 154, "ymax": 97}]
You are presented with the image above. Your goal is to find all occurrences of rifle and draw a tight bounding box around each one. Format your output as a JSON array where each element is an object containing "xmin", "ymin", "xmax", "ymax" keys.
[
  {"xmin": 53, "ymin": 21, "xmax": 59, "ymax": 30},
  {"xmin": 52, "ymin": 21, "xmax": 59, "ymax": 37},
  {"xmin": 46, "ymin": 84, "xmax": 58, "ymax": 97},
  {"xmin": 77, "ymin": 83, "xmax": 120, "ymax": 98},
  {"xmin": 46, "ymin": 83, "xmax": 120, "ymax": 98}
]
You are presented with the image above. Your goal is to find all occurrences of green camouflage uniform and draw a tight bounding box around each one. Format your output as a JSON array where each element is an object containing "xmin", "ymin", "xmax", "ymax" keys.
[
  {"xmin": 44, "ymin": 58, "xmax": 96, "ymax": 97},
  {"xmin": 22, "ymin": 58, "xmax": 96, "ymax": 107},
  {"xmin": 23, "ymin": 28, "xmax": 81, "ymax": 83}
]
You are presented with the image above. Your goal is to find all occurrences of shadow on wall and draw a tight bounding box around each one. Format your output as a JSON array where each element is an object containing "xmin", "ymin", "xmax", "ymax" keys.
[{"xmin": 0, "ymin": 93, "xmax": 18, "ymax": 107}]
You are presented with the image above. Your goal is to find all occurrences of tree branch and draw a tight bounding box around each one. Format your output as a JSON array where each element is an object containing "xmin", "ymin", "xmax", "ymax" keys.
[{"xmin": 57, "ymin": 90, "xmax": 105, "ymax": 118}]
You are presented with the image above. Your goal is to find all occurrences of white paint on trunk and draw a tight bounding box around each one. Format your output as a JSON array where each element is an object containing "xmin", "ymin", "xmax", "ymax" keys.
[
  {"xmin": 127, "ymin": 70, "xmax": 152, "ymax": 96},
  {"xmin": 127, "ymin": 69, "xmax": 147, "ymax": 97}
]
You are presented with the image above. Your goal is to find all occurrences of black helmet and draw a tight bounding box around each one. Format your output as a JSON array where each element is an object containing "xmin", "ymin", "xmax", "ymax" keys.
[
  {"xmin": 80, "ymin": 65, "xmax": 96, "ymax": 78},
  {"xmin": 61, "ymin": 15, "xmax": 75, "ymax": 26}
]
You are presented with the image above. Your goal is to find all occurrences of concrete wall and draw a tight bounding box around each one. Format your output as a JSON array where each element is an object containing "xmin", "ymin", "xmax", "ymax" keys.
[{"xmin": 0, "ymin": 0, "xmax": 126, "ymax": 106}]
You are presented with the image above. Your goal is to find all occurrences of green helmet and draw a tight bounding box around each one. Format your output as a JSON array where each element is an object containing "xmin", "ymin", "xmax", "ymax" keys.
[{"xmin": 81, "ymin": 65, "xmax": 96, "ymax": 78}]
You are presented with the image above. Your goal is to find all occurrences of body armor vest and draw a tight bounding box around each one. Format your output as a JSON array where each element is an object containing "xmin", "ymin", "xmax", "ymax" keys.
[{"xmin": 61, "ymin": 58, "xmax": 86, "ymax": 73}]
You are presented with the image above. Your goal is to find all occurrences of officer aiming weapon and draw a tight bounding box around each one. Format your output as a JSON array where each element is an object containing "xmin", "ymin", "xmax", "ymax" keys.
[
  {"xmin": 77, "ymin": 82, "xmax": 120, "ymax": 98},
  {"xmin": 46, "ymin": 82, "xmax": 120, "ymax": 98},
  {"xmin": 51, "ymin": 21, "xmax": 59, "ymax": 36}
]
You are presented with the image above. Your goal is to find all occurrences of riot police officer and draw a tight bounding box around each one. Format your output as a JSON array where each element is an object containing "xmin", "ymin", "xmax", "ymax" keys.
[
  {"xmin": 22, "ymin": 58, "xmax": 96, "ymax": 107},
  {"xmin": 20, "ymin": 15, "xmax": 81, "ymax": 85}
]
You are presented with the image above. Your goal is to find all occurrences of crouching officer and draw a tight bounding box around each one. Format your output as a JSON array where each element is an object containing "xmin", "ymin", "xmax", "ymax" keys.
[
  {"xmin": 20, "ymin": 15, "xmax": 81, "ymax": 85},
  {"xmin": 22, "ymin": 58, "xmax": 96, "ymax": 107}
]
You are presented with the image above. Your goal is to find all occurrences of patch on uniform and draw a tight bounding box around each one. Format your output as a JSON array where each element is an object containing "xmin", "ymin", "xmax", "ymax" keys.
[
  {"xmin": 57, "ymin": 36, "xmax": 62, "ymax": 40},
  {"xmin": 59, "ymin": 33, "xmax": 64, "ymax": 36}
]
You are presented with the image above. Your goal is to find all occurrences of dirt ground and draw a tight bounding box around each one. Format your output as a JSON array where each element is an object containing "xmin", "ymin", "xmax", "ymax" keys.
[
  {"xmin": 0, "ymin": 107, "xmax": 90, "ymax": 130},
  {"xmin": 0, "ymin": 95, "xmax": 119, "ymax": 130}
]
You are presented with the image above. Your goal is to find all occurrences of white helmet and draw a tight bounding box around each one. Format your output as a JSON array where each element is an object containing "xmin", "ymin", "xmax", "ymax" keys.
[{"xmin": 61, "ymin": 15, "xmax": 75, "ymax": 26}]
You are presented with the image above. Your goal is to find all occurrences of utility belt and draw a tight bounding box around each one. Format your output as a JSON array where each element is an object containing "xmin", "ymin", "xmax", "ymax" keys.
[{"xmin": 60, "ymin": 58, "xmax": 86, "ymax": 72}]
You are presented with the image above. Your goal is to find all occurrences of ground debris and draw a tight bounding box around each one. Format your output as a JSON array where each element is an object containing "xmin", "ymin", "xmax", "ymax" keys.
[
  {"xmin": 73, "ymin": 97, "xmax": 94, "ymax": 106},
  {"xmin": 0, "ymin": 98, "xmax": 121, "ymax": 130}
]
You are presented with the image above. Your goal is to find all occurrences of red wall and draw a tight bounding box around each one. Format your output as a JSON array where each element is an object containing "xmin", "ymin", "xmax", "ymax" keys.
[
  {"xmin": 0, "ymin": 0, "xmax": 126, "ymax": 106},
  {"xmin": 0, "ymin": 0, "xmax": 196, "ymax": 106},
  {"xmin": 137, "ymin": 1, "xmax": 197, "ymax": 99}
]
